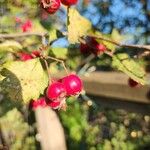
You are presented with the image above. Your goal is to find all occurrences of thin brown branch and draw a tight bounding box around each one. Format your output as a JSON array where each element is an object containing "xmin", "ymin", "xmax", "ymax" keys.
[
  {"xmin": 0, "ymin": 32, "xmax": 47, "ymax": 39},
  {"xmin": 90, "ymin": 35, "xmax": 150, "ymax": 51},
  {"xmin": 43, "ymin": 59, "xmax": 52, "ymax": 84}
]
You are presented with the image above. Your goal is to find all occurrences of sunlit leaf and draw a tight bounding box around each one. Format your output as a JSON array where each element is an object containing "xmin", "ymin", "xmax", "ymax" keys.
[
  {"xmin": 112, "ymin": 53, "xmax": 146, "ymax": 85},
  {"xmin": 0, "ymin": 58, "xmax": 48, "ymax": 103},
  {"xmin": 68, "ymin": 8, "xmax": 92, "ymax": 44},
  {"xmin": 51, "ymin": 47, "xmax": 68, "ymax": 59},
  {"xmin": 0, "ymin": 40, "xmax": 22, "ymax": 53},
  {"xmin": 89, "ymin": 30, "xmax": 116, "ymax": 51},
  {"xmin": 111, "ymin": 29, "xmax": 124, "ymax": 42},
  {"xmin": 49, "ymin": 29, "xmax": 64, "ymax": 43}
]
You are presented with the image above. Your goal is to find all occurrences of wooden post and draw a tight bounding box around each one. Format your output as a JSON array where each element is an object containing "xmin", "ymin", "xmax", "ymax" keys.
[{"xmin": 35, "ymin": 107, "xmax": 67, "ymax": 150}]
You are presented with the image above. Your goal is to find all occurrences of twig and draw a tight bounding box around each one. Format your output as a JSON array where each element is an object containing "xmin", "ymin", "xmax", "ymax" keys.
[
  {"xmin": 0, "ymin": 32, "xmax": 47, "ymax": 39},
  {"xmin": 90, "ymin": 35, "xmax": 150, "ymax": 51},
  {"xmin": 46, "ymin": 56, "xmax": 69, "ymax": 75}
]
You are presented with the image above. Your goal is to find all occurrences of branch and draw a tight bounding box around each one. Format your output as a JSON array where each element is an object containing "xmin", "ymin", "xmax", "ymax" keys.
[
  {"xmin": 90, "ymin": 35, "xmax": 150, "ymax": 51},
  {"xmin": 0, "ymin": 32, "xmax": 47, "ymax": 39}
]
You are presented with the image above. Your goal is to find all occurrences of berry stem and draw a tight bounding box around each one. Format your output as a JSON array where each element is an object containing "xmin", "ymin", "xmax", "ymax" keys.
[
  {"xmin": 41, "ymin": 0, "xmax": 52, "ymax": 8},
  {"xmin": 43, "ymin": 59, "xmax": 52, "ymax": 84},
  {"xmin": 46, "ymin": 56, "xmax": 69, "ymax": 75}
]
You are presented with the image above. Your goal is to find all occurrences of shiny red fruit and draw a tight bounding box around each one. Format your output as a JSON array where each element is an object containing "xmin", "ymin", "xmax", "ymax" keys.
[
  {"xmin": 60, "ymin": 0, "xmax": 78, "ymax": 6},
  {"xmin": 128, "ymin": 78, "xmax": 139, "ymax": 88},
  {"xmin": 21, "ymin": 20, "xmax": 32, "ymax": 32},
  {"xmin": 46, "ymin": 82, "xmax": 66, "ymax": 101},
  {"xmin": 47, "ymin": 100, "xmax": 61, "ymax": 109},
  {"xmin": 61, "ymin": 74, "xmax": 83, "ymax": 96},
  {"xmin": 41, "ymin": 0, "xmax": 60, "ymax": 14},
  {"xmin": 18, "ymin": 52, "xmax": 33, "ymax": 61},
  {"xmin": 30, "ymin": 97, "xmax": 47, "ymax": 109},
  {"xmin": 31, "ymin": 51, "xmax": 41, "ymax": 57}
]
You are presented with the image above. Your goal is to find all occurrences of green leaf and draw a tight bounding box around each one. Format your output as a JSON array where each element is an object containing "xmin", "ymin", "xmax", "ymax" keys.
[
  {"xmin": 111, "ymin": 29, "xmax": 124, "ymax": 42},
  {"xmin": 0, "ymin": 58, "xmax": 48, "ymax": 103},
  {"xmin": 89, "ymin": 30, "xmax": 116, "ymax": 51},
  {"xmin": 101, "ymin": 35, "xmax": 116, "ymax": 51},
  {"xmin": 49, "ymin": 29, "xmax": 64, "ymax": 43},
  {"xmin": 51, "ymin": 47, "xmax": 68, "ymax": 59},
  {"xmin": 32, "ymin": 20, "xmax": 47, "ymax": 33},
  {"xmin": 68, "ymin": 8, "xmax": 92, "ymax": 44},
  {"xmin": 112, "ymin": 53, "xmax": 146, "ymax": 85},
  {"xmin": 0, "ymin": 40, "xmax": 22, "ymax": 53}
]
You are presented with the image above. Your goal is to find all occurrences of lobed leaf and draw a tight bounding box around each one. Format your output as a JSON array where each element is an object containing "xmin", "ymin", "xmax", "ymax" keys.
[
  {"xmin": 68, "ymin": 8, "xmax": 92, "ymax": 44},
  {"xmin": 0, "ymin": 58, "xmax": 48, "ymax": 103},
  {"xmin": 112, "ymin": 53, "xmax": 146, "ymax": 85}
]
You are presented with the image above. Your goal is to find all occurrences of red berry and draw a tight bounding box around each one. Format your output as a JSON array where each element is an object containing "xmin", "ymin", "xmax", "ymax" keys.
[
  {"xmin": 128, "ymin": 78, "xmax": 140, "ymax": 88},
  {"xmin": 38, "ymin": 97, "xmax": 47, "ymax": 107},
  {"xmin": 80, "ymin": 43, "xmax": 91, "ymax": 55},
  {"xmin": 61, "ymin": 74, "xmax": 83, "ymax": 96},
  {"xmin": 60, "ymin": 0, "xmax": 78, "ymax": 6},
  {"xmin": 21, "ymin": 20, "xmax": 32, "ymax": 32},
  {"xmin": 46, "ymin": 82, "xmax": 66, "ymax": 101},
  {"xmin": 30, "ymin": 97, "xmax": 47, "ymax": 109},
  {"xmin": 47, "ymin": 100, "xmax": 61, "ymax": 109},
  {"xmin": 41, "ymin": 0, "xmax": 60, "ymax": 14},
  {"xmin": 80, "ymin": 37, "xmax": 107, "ymax": 56},
  {"xmin": 18, "ymin": 52, "xmax": 33, "ymax": 61},
  {"xmin": 31, "ymin": 51, "xmax": 41, "ymax": 57},
  {"xmin": 30, "ymin": 100, "xmax": 39, "ymax": 109},
  {"xmin": 89, "ymin": 37, "xmax": 107, "ymax": 55}
]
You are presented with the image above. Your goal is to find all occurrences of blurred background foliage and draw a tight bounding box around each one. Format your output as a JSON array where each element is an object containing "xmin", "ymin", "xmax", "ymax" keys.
[
  {"xmin": 0, "ymin": 0, "xmax": 150, "ymax": 149},
  {"xmin": 60, "ymin": 98, "xmax": 150, "ymax": 150}
]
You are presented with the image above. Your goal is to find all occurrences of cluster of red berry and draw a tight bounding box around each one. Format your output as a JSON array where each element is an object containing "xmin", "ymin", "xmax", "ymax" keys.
[
  {"xmin": 17, "ymin": 48, "xmax": 83, "ymax": 110},
  {"xmin": 31, "ymin": 74, "xmax": 83, "ymax": 110},
  {"xmin": 80, "ymin": 37, "xmax": 107, "ymax": 56},
  {"xmin": 15, "ymin": 18, "xmax": 32, "ymax": 32},
  {"xmin": 41, "ymin": 0, "xmax": 78, "ymax": 14},
  {"xmin": 17, "ymin": 50, "xmax": 40, "ymax": 61}
]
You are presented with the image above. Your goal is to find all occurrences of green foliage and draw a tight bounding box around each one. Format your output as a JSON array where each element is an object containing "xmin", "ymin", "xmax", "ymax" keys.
[
  {"xmin": 51, "ymin": 47, "xmax": 68, "ymax": 59},
  {"xmin": 112, "ymin": 53, "xmax": 146, "ymax": 85},
  {"xmin": 68, "ymin": 8, "xmax": 92, "ymax": 44},
  {"xmin": 0, "ymin": 1, "xmax": 149, "ymax": 150},
  {"xmin": 0, "ymin": 58, "xmax": 48, "ymax": 103},
  {"xmin": 0, "ymin": 41, "xmax": 22, "ymax": 53},
  {"xmin": 60, "ymin": 98, "xmax": 150, "ymax": 150},
  {"xmin": 0, "ymin": 108, "xmax": 36, "ymax": 150},
  {"xmin": 60, "ymin": 98, "xmax": 88, "ymax": 143},
  {"xmin": 49, "ymin": 29, "xmax": 64, "ymax": 43},
  {"xmin": 89, "ymin": 30, "xmax": 116, "ymax": 51}
]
